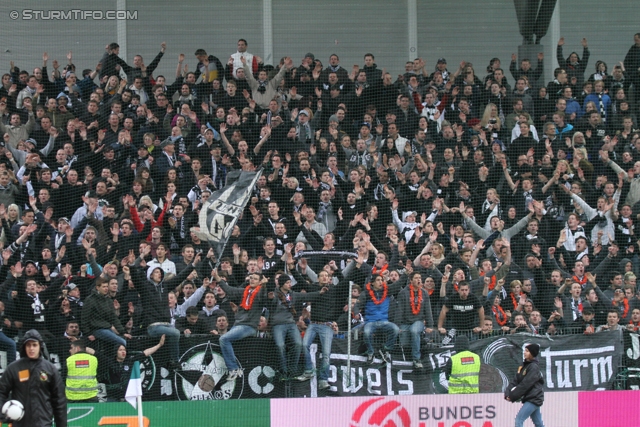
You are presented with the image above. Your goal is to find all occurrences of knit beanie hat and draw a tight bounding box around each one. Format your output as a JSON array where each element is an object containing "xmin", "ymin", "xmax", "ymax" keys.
[{"xmin": 525, "ymin": 343, "xmax": 540, "ymax": 358}]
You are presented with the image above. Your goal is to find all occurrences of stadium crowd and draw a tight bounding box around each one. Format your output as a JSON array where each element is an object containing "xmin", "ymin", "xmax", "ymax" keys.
[{"xmin": 0, "ymin": 34, "xmax": 640, "ymax": 393}]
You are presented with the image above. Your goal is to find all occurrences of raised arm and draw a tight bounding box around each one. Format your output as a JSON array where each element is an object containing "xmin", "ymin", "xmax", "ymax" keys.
[
  {"xmin": 460, "ymin": 207, "xmax": 490, "ymax": 238},
  {"xmin": 502, "ymin": 211, "xmax": 534, "ymax": 240},
  {"xmin": 541, "ymin": 173, "xmax": 559, "ymax": 194},
  {"xmin": 469, "ymin": 239, "xmax": 484, "ymax": 268},
  {"xmin": 219, "ymin": 123, "xmax": 235, "ymax": 156},
  {"xmin": 607, "ymin": 159, "xmax": 629, "ymax": 182},
  {"xmin": 570, "ymin": 193, "xmax": 597, "ymax": 220}
]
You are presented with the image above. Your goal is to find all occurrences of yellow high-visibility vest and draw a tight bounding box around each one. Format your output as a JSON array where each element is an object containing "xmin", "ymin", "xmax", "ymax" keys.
[
  {"xmin": 448, "ymin": 350, "xmax": 480, "ymax": 394},
  {"xmin": 66, "ymin": 352, "xmax": 98, "ymax": 400}
]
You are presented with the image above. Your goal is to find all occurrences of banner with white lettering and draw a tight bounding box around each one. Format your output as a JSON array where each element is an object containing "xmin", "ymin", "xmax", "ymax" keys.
[
  {"xmin": 0, "ymin": 331, "xmax": 622, "ymax": 400},
  {"xmin": 464, "ymin": 331, "xmax": 623, "ymax": 392},
  {"xmin": 621, "ymin": 330, "xmax": 640, "ymax": 389}
]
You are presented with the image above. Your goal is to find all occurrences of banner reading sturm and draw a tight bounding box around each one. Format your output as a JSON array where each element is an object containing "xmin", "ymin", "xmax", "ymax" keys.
[
  {"xmin": 198, "ymin": 169, "xmax": 262, "ymax": 259},
  {"xmin": 2, "ymin": 331, "xmax": 622, "ymax": 401},
  {"xmin": 465, "ymin": 332, "xmax": 623, "ymax": 392}
]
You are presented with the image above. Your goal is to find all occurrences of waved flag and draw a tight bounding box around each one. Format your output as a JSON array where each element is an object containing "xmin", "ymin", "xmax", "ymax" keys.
[
  {"xmin": 198, "ymin": 169, "xmax": 263, "ymax": 260},
  {"xmin": 125, "ymin": 360, "xmax": 142, "ymax": 409}
]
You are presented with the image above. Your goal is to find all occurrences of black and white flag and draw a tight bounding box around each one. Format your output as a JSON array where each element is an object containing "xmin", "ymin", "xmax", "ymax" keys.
[{"xmin": 198, "ymin": 169, "xmax": 263, "ymax": 260}]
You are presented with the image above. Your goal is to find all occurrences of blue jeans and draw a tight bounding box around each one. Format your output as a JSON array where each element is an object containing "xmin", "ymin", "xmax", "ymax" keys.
[
  {"xmin": 0, "ymin": 331, "xmax": 16, "ymax": 365},
  {"xmin": 364, "ymin": 321, "xmax": 399, "ymax": 355},
  {"xmin": 92, "ymin": 329, "xmax": 127, "ymax": 347},
  {"xmin": 219, "ymin": 325, "xmax": 256, "ymax": 371},
  {"xmin": 302, "ymin": 323, "xmax": 333, "ymax": 381},
  {"xmin": 147, "ymin": 324, "xmax": 180, "ymax": 361},
  {"xmin": 515, "ymin": 402, "xmax": 545, "ymax": 427},
  {"xmin": 400, "ymin": 321, "xmax": 424, "ymax": 361},
  {"xmin": 272, "ymin": 323, "xmax": 302, "ymax": 375}
]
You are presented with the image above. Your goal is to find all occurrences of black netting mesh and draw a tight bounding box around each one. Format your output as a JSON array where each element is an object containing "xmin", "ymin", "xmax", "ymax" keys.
[{"xmin": 0, "ymin": 1, "xmax": 638, "ymax": 425}]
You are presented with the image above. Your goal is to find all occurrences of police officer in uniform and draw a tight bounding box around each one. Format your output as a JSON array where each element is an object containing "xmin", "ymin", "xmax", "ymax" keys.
[{"xmin": 444, "ymin": 335, "xmax": 481, "ymax": 394}]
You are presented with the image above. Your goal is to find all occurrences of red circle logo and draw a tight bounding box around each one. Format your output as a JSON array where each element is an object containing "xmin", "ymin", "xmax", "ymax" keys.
[{"xmin": 350, "ymin": 397, "xmax": 411, "ymax": 427}]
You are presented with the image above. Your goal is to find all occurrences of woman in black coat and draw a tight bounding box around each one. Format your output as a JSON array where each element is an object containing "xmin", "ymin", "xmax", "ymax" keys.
[{"xmin": 505, "ymin": 343, "xmax": 545, "ymax": 427}]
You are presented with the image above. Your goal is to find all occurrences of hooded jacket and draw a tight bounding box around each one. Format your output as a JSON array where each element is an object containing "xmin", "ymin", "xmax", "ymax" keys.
[
  {"xmin": 132, "ymin": 264, "xmax": 195, "ymax": 329},
  {"xmin": 0, "ymin": 330, "xmax": 67, "ymax": 427}
]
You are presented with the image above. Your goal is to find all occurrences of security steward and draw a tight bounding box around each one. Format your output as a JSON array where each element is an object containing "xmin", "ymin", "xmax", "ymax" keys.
[
  {"xmin": 0, "ymin": 329, "xmax": 67, "ymax": 427},
  {"xmin": 444, "ymin": 335, "xmax": 481, "ymax": 394},
  {"xmin": 65, "ymin": 339, "xmax": 99, "ymax": 402}
]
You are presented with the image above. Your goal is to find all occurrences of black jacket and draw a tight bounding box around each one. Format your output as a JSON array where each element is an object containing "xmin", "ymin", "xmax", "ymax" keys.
[
  {"xmin": 132, "ymin": 264, "xmax": 195, "ymax": 328},
  {"xmin": 82, "ymin": 290, "xmax": 125, "ymax": 336},
  {"xmin": 506, "ymin": 357, "xmax": 544, "ymax": 406},
  {"xmin": 0, "ymin": 330, "xmax": 67, "ymax": 427}
]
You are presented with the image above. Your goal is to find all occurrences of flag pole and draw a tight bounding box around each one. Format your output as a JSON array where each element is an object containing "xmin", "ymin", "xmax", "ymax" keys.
[
  {"xmin": 346, "ymin": 280, "xmax": 353, "ymax": 387},
  {"xmin": 137, "ymin": 395, "xmax": 143, "ymax": 427}
]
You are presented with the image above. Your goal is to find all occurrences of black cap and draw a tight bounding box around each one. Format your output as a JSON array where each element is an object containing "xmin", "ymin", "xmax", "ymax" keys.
[
  {"xmin": 525, "ymin": 343, "xmax": 540, "ymax": 358},
  {"xmin": 437, "ymin": 58, "xmax": 447, "ymax": 64}
]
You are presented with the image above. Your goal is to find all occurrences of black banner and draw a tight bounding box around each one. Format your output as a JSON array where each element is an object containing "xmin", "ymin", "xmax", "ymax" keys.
[
  {"xmin": 465, "ymin": 332, "xmax": 623, "ymax": 392},
  {"xmin": 0, "ymin": 331, "xmax": 623, "ymax": 400},
  {"xmin": 621, "ymin": 330, "xmax": 640, "ymax": 389}
]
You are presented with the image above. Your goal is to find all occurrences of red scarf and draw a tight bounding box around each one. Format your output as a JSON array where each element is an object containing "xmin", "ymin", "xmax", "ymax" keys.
[
  {"xmin": 614, "ymin": 298, "xmax": 630, "ymax": 319},
  {"xmin": 366, "ymin": 282, "xmax": 388, "ymax": 305},
  {"xmin": 629, "ymin": 321, "xmax": 640, "ymax": 332},
  {"xmin": 480, "ymin": 271, "xmax": 496, "ymax": 290},
  {"xmin": 427, "ymin": 288, "xmax": 434, "ymax": 296},
  {"xmin": 492, "ymin": 305, "xmax": 507, "ymax": 326},
  {"xmin": 410, "ymin": 286, "xmax": 423, "ymax": 315},
  {"xmin": 240, "ymin": 285, "xmax": 261, "ymax": 310},
  {"xmin": 573, "ymin": 275, "xmax": 587, "ymax": 285},
  {"xmin": 372, "ymin": 264, "xmax": 388, "ymax": 276}
]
